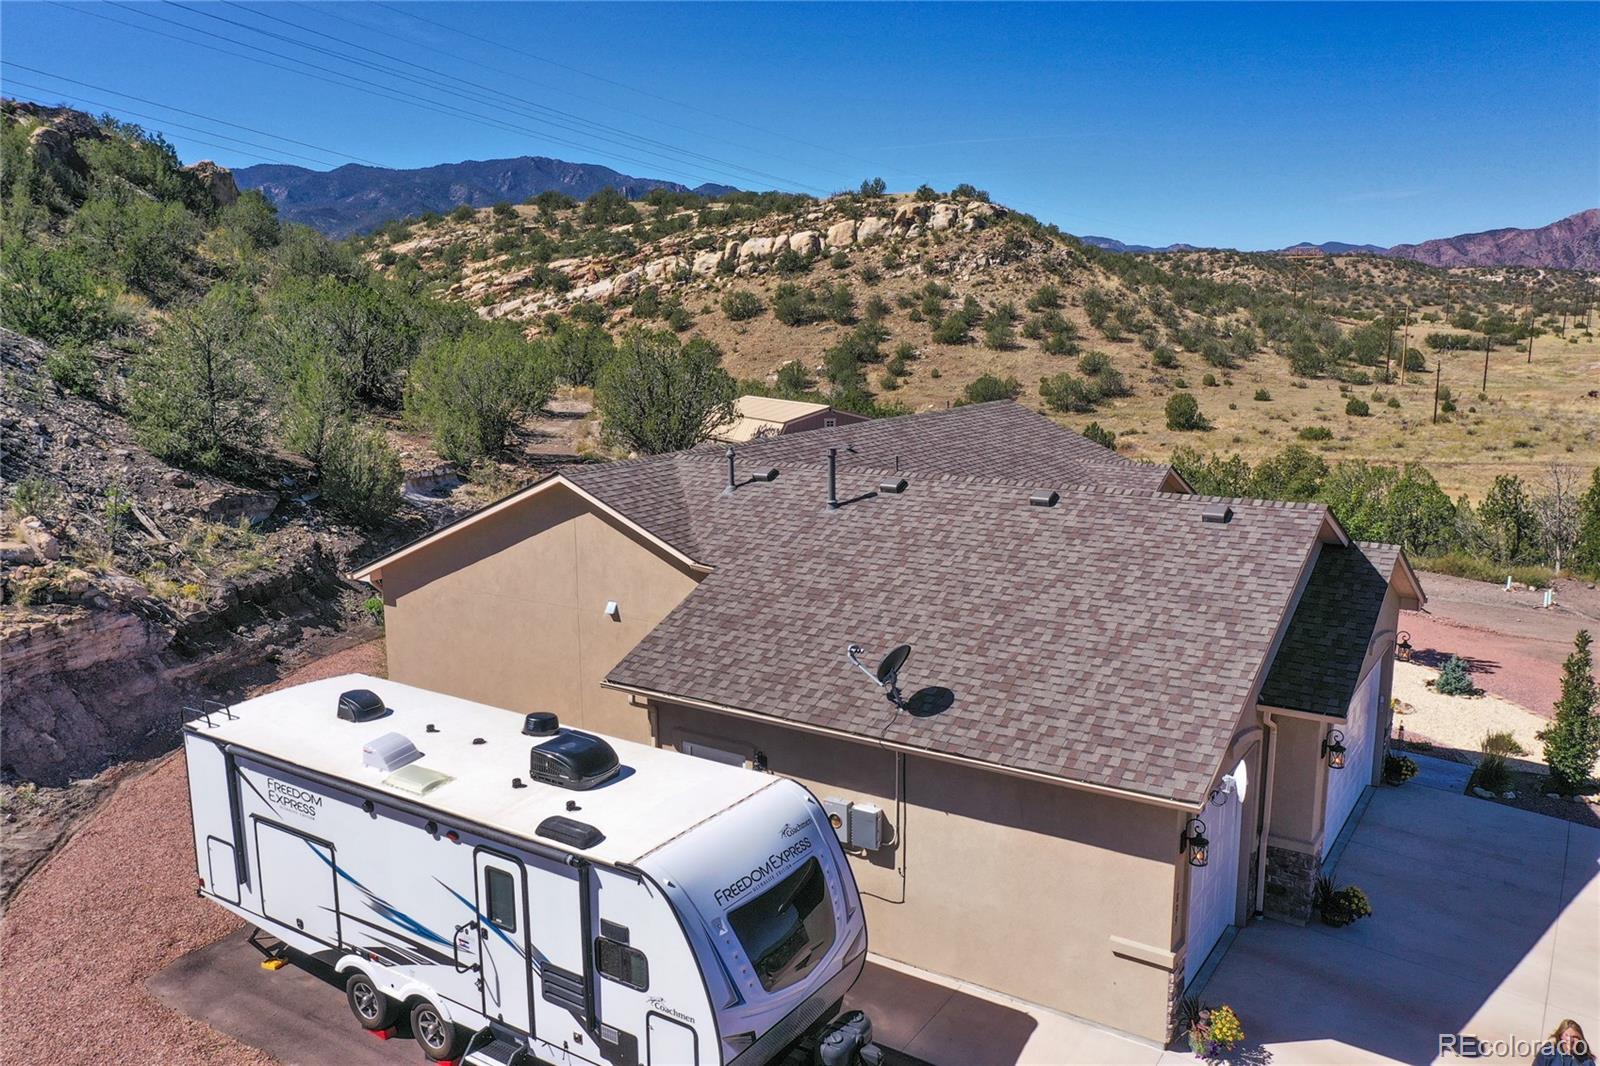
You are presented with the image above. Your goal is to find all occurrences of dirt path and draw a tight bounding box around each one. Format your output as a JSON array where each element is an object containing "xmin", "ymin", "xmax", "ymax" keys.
[
  {"xmin": 0, "ymin": 639, "xmax": 385, "ymax": 1066},
  {"xmin": 1403, "ymin": 571, "xmax": 1599, "ymax": 717}
]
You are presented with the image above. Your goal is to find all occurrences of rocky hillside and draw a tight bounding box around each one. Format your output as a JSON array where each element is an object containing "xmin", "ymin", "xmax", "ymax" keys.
[
  {"xmin": 1386, "ymin": 208, "xmax": 1600, "ymax": 272},
  {"xmin": 237, "ymin": 155, "xmax": 737, "ymax": 237}
]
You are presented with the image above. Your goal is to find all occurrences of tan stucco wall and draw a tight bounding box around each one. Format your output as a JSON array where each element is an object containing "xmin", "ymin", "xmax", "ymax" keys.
[
  {"xmin": 653, "ymin": 702, "xmax": 1185, "ymax": 1042},
  {"xmin": 376, "ymin": 484, "xmax": 699, "ymax": 743}
]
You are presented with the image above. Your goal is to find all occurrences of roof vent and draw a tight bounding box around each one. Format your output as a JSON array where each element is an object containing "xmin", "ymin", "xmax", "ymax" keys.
[
  {"xmin": 1202, "ymin": 503, "xmax": 1234, "ymax": 524},
  {"xmin": 530, "ymin": 730, "xmax": 621, "ymax": 790},
  {"xmin": 523, "ymin": 712, "xmax": 560, "ymax": 737},
  {"xmin": 536, "ymin": 815, "xmax": 605, "ymax": 850},
  {"xmin": 1029, "ymin": 490, "xmax": 1060, "ymax": 508},
  {"xmin": 338, "ymin": 689, "xmax": 388, "ymax": 722},
  {"xmin": 363, "ymin": 731, "xmax": 423, "ymax": 772},
  {"xmin": 879, "ymin": 477, "xmax": 908, "ymax": 495},
  {"xmin": 754, "ymin": 467, "xmax": 779, "ymax": 483}
]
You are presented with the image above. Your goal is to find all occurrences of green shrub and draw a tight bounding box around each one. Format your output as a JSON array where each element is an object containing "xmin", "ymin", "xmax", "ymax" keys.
[
  {"xmin": 1434, "ymin": 655, "xmax": 1474, "ymax": 696},
  {"xmin": 1414, "ymin": 552, "xmax": 1552, "ymax": 588},
  {"xmin": 320, "ymin": 421, "xmax": 402, "ymax": 525},
  {"xmin": 546, "ymin": 321, "xmax": 615, "ymax": 387},
  {"xmin": 1538, "ymin": 630, "xmax": 1599, "ymax": 794},
  {"xmin": 1027, "ymin": 284, "xmax": 1062, "ymax": 312},
  {"xmin": 720, "ymin": 289, "xmax": 763, "ymax": 322},
  {"xmin": 1040, "ymin": 373, "xmax": 1098, "ymax": 414},
  {"xmin": 1254, "ymin": 389, "xmax": 1272, "ymax": 402},
  {"xmin": 1082, "ymin": 421, "xmax": 1116, "ymax": 450},
  {"xmin": 0, "ymin": 238, "xmax": 121, "ymax": 344},
  {"xmin": 7, "ymin": 477, "xmax": 60, "ymax": 521},
  {"xmin": 1151, "ymin": 346, "xmax": 1178, "ymax": 369},
  {"xmin": 932, "ymin": 312, "xmax": 970, "ymax": 345},
  {"xmin": 1164, "ymin": 392, "xmax": 1207, "ymax": 431},
  {"xmin": 405, "ymin": 328, "xmax": 552, "ymax": 462},
  {"xmin": 961, "ymin": 374, "xmax": 1022, "ymax": 404},
  {"xmin": 44, "ymin": 342, "xmax": 100, "ymax": 399},
  {"xmin": 595, "ymin": 330, "xmax": 736, "ymax": 454},
  {"xmin": 491, "ymin": 201, "xmax": 515, "ymax": 219},
  {"xmin": 1345, "ymin": 398, "xmax": 1371, "ymax": 417},
  {"xmin": 1470, "ymin": 752, "xmax": 1512, "ymax": 794},
  {"xmin": 774, "ymin": 359, "xmax": 812, "ymax": 395},
  {"xmin": 450, "ymin": 204, "xmax": 475, "ymax": 222},
  {"xmin": 362, "ymin": 594, "xmax": 386, "ymax": 626},
  {"xmin": 1202, "ymin": 372, "xmax": 1218, "ymax": 387},
  {"xmin": 1078, "ymin": 351, "xmax": 1111, "ymax": 376},
  {"xmin": 1298, "ymin": 425, "xmax": 1334, "ymax": 442}
]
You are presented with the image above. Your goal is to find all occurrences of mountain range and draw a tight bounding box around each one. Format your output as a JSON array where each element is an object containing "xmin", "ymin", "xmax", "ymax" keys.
[
  {"xmin": 1082, "ymin": 210, "xmax": 1597, "ymax": 270},
  {"xmin": 234, "ymin": 155, "xmax": 737, "ymax": 237}
]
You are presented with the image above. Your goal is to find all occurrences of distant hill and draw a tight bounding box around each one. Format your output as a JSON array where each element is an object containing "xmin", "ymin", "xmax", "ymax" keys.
[
  {"xmin": 235, "ymin": 155, "xmax": 737, "ymax": 237},
  {"xmin": 1082, "ymin": 211, "xmax": 1598, "ymax": 270},
  {"xmin": 1384, "ymin": 209, "xmax": 1599, "ymax": 271}
]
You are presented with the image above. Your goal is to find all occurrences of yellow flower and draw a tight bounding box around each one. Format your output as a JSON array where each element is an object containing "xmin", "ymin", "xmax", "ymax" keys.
[{"xmin": 1209, "ymin": 1005, "xmax": 1245, "ymax": 1045}]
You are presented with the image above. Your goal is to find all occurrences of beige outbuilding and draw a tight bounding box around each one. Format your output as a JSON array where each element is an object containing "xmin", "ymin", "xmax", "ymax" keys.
[{"xmin": 353, "ymin": 401, "xmax": 1422, "ymax": 1044}]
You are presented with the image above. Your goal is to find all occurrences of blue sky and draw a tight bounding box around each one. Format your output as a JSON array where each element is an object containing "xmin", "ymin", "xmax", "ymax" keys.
[{"xmin": 3, "ymin": 2, "xmax": 1595, "ymax": 248}]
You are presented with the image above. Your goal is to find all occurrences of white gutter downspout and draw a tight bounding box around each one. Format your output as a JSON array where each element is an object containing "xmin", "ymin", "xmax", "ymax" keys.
[{"xmin": 1255, "ymin": 708, "xmax": 1280, "ymax": 918}]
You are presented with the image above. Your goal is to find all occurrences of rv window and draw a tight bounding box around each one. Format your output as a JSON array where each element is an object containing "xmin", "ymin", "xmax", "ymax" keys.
[
  {"xmin": 484, "ymin": 868, "xmax": 517, "ymax": 933},
  {"xmin": 595, "ymin": 937, "xmax": 648, "ymax": 991},
  {"xmin": 727, "ymin": 857, "xmax": 836, "ymax": 994}
]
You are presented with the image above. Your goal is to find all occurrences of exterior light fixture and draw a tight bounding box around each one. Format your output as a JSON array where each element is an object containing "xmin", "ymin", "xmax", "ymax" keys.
[
  {"xmin": 1181, "ymin": 817, "xmax": 1210, "ymax": 868},
  {"xmin": 1322, "ymin": 728, "xmax": 1347, "ymax": 770},
  {"xmin": 1396, "ymin": 631, "xmax": 1413, "ymax": 662}
]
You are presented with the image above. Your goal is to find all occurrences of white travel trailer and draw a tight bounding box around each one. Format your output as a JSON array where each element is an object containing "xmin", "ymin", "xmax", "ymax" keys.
[{"xmin": 183, "ymin": 675, "xmax": 874, "ymax": 1066}]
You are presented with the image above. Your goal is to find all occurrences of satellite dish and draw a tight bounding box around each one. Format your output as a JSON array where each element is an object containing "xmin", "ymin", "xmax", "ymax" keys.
[
  {"xmin": 876, "ymin": 644, "xmax": 912, "ymax": 686},
  {"xmin": 847, "ymin": 642, "xmax": 913, "ymax": 708}
]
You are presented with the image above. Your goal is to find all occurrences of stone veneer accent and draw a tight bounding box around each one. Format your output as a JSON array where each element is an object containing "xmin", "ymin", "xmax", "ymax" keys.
[
  {"xmin": 1264, "ymin": 844, "xmax": 1320, "ymax": 924},
  {"xmin": 1164, "ymin": 964, "xmax": 1187, "ymax": 1043}
]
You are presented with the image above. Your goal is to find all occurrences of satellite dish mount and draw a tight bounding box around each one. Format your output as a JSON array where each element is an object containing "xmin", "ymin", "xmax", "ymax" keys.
[{"xmin": 848, "ymin": 643, "xmax": 912, "ymax": 708}]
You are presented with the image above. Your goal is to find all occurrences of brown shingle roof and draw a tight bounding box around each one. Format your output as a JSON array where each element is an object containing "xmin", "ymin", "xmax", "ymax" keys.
[
  {"xmin": 1258, "ymin": 542, "xmax": 1401, "ymax": 718},
  {"xmin": 602, "ymin": 457, "xmax": 1334, "ymax": 805},
  {"xmin": 696, "ymin": 400, "xmax": 1178, "ymax": 493}
]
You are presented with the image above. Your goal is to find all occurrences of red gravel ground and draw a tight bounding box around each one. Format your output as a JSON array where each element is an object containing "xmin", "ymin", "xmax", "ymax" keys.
[{"xmin": 0, "ymin": 639, "xmax": 385, "ymax": 1066}]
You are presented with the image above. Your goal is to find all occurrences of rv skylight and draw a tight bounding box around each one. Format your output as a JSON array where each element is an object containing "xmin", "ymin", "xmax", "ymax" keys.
[{"xmin": 381, "ymin": 763, "xmax": 453, "ymax": 796}]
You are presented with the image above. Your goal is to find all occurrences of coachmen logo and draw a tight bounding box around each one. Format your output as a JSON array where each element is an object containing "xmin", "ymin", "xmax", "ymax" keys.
[
  {"xmin": 266, "ymin": 778, "xmax": 322, "ymax": 820},
  {"xmin": 647, "ymin": 997, "xmax": 695, "ymax": 1025},
  {"xmin": 779, "ymin": 819, "xmax": 809, "ymax": 838}
]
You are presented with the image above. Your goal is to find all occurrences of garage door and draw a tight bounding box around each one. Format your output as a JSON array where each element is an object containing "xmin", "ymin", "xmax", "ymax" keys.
[
  {"xmin": 1322, "ymin": 666, "xmax": 1380, "ymax": 858},
  {"xmin": 1185, "ymin": 763, "xmax": 1245, "ymax": 986}
]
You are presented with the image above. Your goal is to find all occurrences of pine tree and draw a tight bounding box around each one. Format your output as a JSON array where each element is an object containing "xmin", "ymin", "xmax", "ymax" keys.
[
  {"xmin": 1539, "ymin": 631, "xmax": 1599, "ymax": 794},
  {"xmin": 1434, "ymin": 655, "xmax": 1474, "ymax": 696}
]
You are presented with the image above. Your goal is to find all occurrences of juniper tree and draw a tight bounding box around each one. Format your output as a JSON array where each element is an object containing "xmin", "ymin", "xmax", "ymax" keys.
[{"xmin": 1539, "ymin": 631, "xmax": 1598, "ymax": 794}]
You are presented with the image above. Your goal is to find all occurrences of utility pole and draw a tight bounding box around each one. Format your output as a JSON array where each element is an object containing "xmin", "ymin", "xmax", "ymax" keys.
[
  {"xmin": 1482, "ymin": 333, "xmax": 1490, "ymax": 393},
  {"xmin": 1433, "ymin": 363, "xmax": 1442, "ymax": 423},
  {"xmin": 1399, "ymin": 307, "xmax": 1410, "ymax": 385},
  {"xmin": 1385, "ymin": 314, "xmax": 1395, "ymax": 383},
  {"xmin": 1527, "ymin": 327, "xmax": 1534, "ymax": 364}
]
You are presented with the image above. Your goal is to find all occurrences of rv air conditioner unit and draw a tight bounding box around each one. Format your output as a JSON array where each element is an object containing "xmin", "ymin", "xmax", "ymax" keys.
[
  {"xmin": 338, "ymin": 689, "xmax": 387, "ymax": 722},
  {"xmin": 529, "ymin": 730, "xmax": 622, "ymax": 790},
  {"xmin": 823, "ymin": 798, "xmax": 887, "ymax": 850}
]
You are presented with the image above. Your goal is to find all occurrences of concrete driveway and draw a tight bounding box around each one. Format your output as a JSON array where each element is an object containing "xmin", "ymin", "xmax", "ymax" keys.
[{"xmin": 1186, "ymin": 764, "xmax": 1600, "ymax": 1065}]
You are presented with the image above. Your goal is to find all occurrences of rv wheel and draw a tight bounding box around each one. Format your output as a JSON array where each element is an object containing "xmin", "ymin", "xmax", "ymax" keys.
[
  {"xmin": 409, "ymin": 998, "xmax": 464, "ymax": 1061},
  {"xmin": 344, "ymin": 972, "xmax": 400, "ymax": 1031}
]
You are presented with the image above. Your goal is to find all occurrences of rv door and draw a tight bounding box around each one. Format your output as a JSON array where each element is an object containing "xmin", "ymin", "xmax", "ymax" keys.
[
  {"xmin": 525, "ymin": 856, "xmax": 594, "ymax": 1058},
  {"xmin": 475, "ymin": 850, "xmax": 532, "ymax": 1035}
]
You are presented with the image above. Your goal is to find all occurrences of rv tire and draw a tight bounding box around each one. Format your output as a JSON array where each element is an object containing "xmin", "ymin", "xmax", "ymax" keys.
[
  {"xmin": 409, "ymin": 998, "xmax": 465, "ymax": 1061},
  {"xmin": 344, "ymin": 971, "xmax": 401, "ymax": 1031}
]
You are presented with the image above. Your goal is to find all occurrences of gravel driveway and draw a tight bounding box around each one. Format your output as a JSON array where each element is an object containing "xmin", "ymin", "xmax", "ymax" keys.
[{"xmin": 0, "ymin": 639, "xmax": 384, "ymax": 1065}]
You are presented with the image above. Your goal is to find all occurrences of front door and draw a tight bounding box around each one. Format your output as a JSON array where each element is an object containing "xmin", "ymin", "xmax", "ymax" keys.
[{"xmin": 476, "ymin": 850, "xmax": 532, "ymax": 1034}]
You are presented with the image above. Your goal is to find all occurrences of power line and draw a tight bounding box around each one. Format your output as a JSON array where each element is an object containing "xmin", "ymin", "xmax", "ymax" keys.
[
  {"xmin": 3, "ymin": 78, "xmax": 349, "ymax": 169},
  {"xmin": 374, "ymin": 1, "xmax": 903, "ymax": 181},
  {"xmin": 212, "ymin": 0, "xmax": 832, "ymax": 191},
  {"xmin": 160, "ymin": 0, "xmax": 825, "ymax": 193},
  {"xmin": 2, "ymin": 89, "xmax": 289, "ymax": 167},
  {"xmin": 307, "ymin": 0, "xmax": 854, "ymax": 184},
  {"xmin": 1, "ymin": 64, "xmax": 383, "ymax": 168},
  {"xmin": 64, "ymin": 1, "xmax": 780, "ymax": 192}
]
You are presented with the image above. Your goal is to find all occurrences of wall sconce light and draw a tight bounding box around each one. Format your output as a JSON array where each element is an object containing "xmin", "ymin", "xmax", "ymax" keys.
[
  {"xmin": 1396, "ymin": 631, "xmax": 1413, "ymax": 662},
  {"xmin": 1322, "ymin": 728, "xmax": 1347, "ymax": 770},
  {"xmin": 1180, "ymin": 817, "xmax": 1210, "ymax": 867}
]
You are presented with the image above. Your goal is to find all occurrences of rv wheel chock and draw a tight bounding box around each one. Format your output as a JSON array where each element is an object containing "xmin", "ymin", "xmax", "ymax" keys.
[
  {"xmin": 367, "ymin": 1027, "xmax": 395, "ymax": 1041},
  {"xmin": 260, "ymin": 958, "xmax": 287, "ymax": 971},
  {"xmin": 247, "ymin": 928, "xmax": 290, "ymax": 970}
]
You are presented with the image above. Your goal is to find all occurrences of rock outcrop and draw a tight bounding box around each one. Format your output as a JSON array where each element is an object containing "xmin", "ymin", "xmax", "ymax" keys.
[{"xmin": 184, "ymin": 160, "xmax": 240, "ymax": 209}]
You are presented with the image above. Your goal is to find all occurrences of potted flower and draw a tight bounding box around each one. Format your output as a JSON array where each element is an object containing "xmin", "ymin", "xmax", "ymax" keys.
[
  {"xmin": 1178, "ymin": 996, "xmax": 1246, "ymax": 1059},
  {"xmin": 1315, "ymin": 876, "xmax": 1373, "ymax": 927},
  {"xmin": 1384, "ymin": 754, "xmax": 1418, "ymax": 785}
]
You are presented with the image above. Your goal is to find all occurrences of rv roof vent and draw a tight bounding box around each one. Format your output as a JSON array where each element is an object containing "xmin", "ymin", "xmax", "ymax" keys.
[
  {"xmin": 536, "ymin": 815, "xmax": 605, "ymax": 850},
  {"xmin": 530, "ymin": 730, "xmax": 621, "ymax": 791},
  {"xmin": 338, "ymin": 689, "xmax": 388, "ymax": 722},
  {"xmin": 363, "ymin": 731, "xmax": 423, "ymax": 772},
  {"xmin": 1201, "ymin": 503, "xmax": 1234, "ymax": 524},
  {"xmin": 878, "ymin": 477, "xmax": 908, "ymax": 495},
  {"xmin": 522, "ymin": 712, "xmax": 560, "ymax": 737},
  {"xmin": 382, "ymin": 763, "xmax": 453, "ymax": 796},
  {"xmin": 1029, "ymin": 490, "xmax": 1060, "ymax": 508}
]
